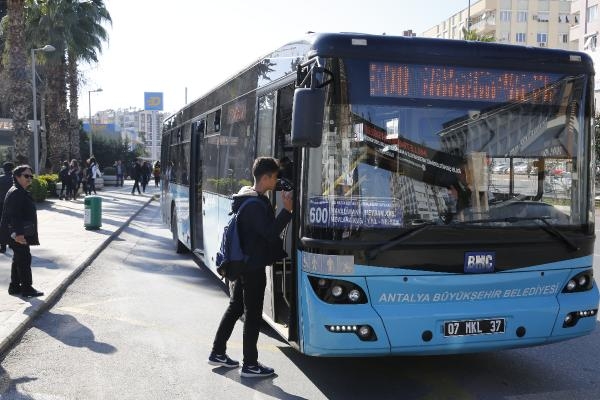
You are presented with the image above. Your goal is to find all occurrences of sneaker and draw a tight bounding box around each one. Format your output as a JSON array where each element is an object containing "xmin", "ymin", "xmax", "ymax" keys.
[
  {"xmin": 208, "ymin": 353, "xmax": 240, "ymax": 368},
  {"xmin": 20, "ymin": 287, "xmax": 44, "ymax": 298},
  {"xmin": 240, "ymin": 362, "xmax": 275, "ymax": 378}
]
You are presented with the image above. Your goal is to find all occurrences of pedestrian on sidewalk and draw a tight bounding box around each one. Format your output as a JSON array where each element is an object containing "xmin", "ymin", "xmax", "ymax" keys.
[
  {"xmin": 141, "ymin": 161, "xmax": 150, "ymax": 193},
  {"xmin": 115, "ymin": 160, "xmax": 124, "ymax": 187},
  {"xmin": 208, "ymin": 157, "xmax": 293, "ymax": 378},
  {"xmin": 69, "ymin": 159, "xmax": 80, "ymax": 200},
  {"xmin": 58, "ymin": 161, "xmax": 71, "ymax": 200},
  {"xmin": 0, "ymin": 161, "xmax": 14, "ymax": 254},
  {"xmin": 131, "ymin": 159, "xmax": 142, "ymax": 195},
  {"xmin": 0, "ymin": 165, "xmax": 44, "ymax": 297},
  {"xmin": 87, "ymin": 157, "xmax": 99, "ymax": 195},
  {"xmin": 153, "ymin": 161, "xmax": 161, "ymax": 188}
]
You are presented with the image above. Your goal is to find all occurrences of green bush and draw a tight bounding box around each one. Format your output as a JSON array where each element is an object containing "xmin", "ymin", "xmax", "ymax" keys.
[
  {"xmin": 103, "ymin": 166, "xmax": 116, "ymax": 176},
  {"xmin": 38, "ymin": 173, "xmax": 59, "ymax": 197},
  {"xmin": 30, "ymin": 177, "xmax": 48, "ymax": 202}
]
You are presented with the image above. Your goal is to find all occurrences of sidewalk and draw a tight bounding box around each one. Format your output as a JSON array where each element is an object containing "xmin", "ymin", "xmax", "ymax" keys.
[{"xmin": 0, "ymin": 180, "xmax": 160, "ymax": 354}]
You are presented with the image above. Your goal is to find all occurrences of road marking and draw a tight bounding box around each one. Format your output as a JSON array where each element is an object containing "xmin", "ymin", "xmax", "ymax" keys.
[{"xmin": 56, "ymin": 305, "xmax": 155, "ymax": 328}]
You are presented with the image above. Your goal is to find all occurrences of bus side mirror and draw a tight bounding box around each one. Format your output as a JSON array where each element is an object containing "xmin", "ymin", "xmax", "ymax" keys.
[{"xmin": 291, "ymin": 88, "xmax": 325, "ymax": 147}]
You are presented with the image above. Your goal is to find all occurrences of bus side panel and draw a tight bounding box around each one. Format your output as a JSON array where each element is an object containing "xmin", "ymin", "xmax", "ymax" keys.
[
  {"xmin": 200, "ymin": 192, "xmax": 233, "ymax": 273},
  {"xmin": 171, "ymin": 182, "xmax": 191, "ymax": 250}
]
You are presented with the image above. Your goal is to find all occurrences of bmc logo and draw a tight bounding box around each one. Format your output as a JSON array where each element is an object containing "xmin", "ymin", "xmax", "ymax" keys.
[{"xmin": 464, "ymin": 252, "xmax": 496, "ymax": 273}]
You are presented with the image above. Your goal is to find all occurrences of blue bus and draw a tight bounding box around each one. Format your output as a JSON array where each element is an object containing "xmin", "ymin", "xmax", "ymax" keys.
[{"xmin": 161, "ymin": 33, "xmax": 598, "ymax": 355}]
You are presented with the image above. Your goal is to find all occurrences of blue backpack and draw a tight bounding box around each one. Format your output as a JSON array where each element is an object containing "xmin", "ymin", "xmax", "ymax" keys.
[{"xmin": 216, "ymin": 197, "xmax": 265, "ymax": 280}]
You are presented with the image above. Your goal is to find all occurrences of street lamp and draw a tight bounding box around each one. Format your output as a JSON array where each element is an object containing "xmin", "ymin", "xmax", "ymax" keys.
[
  {"xmin": 31, "ymin": 44, "xmax": 55, "ymax": 175},
  {"xmin": 88, "ymin": 88, "xmax": 103, "ymax": 157}
]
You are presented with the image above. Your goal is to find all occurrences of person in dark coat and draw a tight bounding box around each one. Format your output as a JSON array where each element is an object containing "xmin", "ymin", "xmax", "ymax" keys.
[
  {"xmin": 208, "ymin": 157, "xmax": 292, "ymax": 378},
  {"xmin": 0, "ymin": 161, "xmax": 14, "ymax": 253},
  {"xmin": 141, "ymin": 161, "xmax": 151, "ymax": 192},
  {"xmin": 0, "ymin": 165, "xmax": 43, "ymax": 297},
  {"xmin": 58, "ymin": 161, "xmax": 70, "ymax": 200},
  {"xmin": 131, "ymin": 159, "xmax": 142, "ymax": 195}
]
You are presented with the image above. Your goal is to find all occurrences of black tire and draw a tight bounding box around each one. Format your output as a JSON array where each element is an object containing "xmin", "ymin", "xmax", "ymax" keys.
[{"xmin": 171, "ymin": 209, "xmax": 187, "ymax": 254}]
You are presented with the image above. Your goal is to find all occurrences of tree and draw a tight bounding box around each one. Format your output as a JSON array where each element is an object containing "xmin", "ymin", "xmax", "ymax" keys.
[
  {"xmin": 25, "ymin": 0, "xmax": 111, "ymax": 171},
  {"xmin": 462, "ymin": 27, "xmax": 495, "ymax": 42},
  {"xmin": 7, "ymin": 0, "xmax": 30, "ymax": 164},
  {"xmin": 26, "ymin": 0, "xmax": 71, "ymax": 171},
  {"xmin": 66, "ymin": 0, "xmax": 111, "ymax": 161}
]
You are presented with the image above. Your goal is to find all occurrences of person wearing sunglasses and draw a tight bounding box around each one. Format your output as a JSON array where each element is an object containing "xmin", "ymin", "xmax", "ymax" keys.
[{"xmin": 0, "ymin": 165, "xmax": 43, "ymax": 297}]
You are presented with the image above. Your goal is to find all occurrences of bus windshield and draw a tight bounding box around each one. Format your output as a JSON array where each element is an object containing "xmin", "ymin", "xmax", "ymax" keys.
[{"xmin": 303, "ymin": 58, "xmax": 590, "ymax": 241}]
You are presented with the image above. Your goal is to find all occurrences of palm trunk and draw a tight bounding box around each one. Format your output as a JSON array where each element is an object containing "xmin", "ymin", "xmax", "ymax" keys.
[
  {"xmin": 7, "ymin": 0, "xmax": 31, "ymax": 165},
  {"xmin": 67, "ymin": 51, "xmax": 80, "ymax": 160},
  {"xmin": 46, "ymin": 60, "xmax": 69, "ymax": 172}
]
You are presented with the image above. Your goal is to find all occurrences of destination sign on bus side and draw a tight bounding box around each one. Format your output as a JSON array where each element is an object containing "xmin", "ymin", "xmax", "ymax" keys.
[{"xmin": 369, "ymin": 62, "xmax": 563, "ymax": 103}]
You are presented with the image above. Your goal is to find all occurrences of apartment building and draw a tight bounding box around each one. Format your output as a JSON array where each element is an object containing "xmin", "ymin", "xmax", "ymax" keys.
[
  {"xmin": 571, "ymin": 0, "xmax": 600, "ymax": 50},
  {"xmin": 423, "ymin": 0, "xmax": 575, "ymax": 50},
  {"xmin": 92, "ymin": 108, "xmax": 166, "ymax": 161},
  {"xmin": 138, "ymin": 110, "xmax": 164, "ymax": 162}
]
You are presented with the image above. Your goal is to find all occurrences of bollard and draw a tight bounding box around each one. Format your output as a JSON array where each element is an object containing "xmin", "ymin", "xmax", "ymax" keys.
[{"xmin": 84, "ymin": 195, "xmax": 102, "ymax": 230}]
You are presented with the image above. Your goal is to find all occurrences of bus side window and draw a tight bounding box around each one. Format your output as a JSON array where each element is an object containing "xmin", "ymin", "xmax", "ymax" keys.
[{"xmin": 214, "ymin": 110, "xmax": 221, "ymax": 132}]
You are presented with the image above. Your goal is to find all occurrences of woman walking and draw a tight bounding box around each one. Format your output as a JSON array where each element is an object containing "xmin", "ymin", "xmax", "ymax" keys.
[
  {"xmin": 0, "ymin": 165, "xmax": 44, "ymax": 297},
  {"xmin": 87, "ymin": 157, "xmax": 99, "ymax": 195}
]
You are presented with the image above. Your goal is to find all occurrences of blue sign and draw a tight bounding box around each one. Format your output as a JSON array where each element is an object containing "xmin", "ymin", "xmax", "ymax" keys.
[
  {"xmin": 308, "ymin": 196, "xmax": 402, "ymax": 228},
  {"xmin": 144, "ymin": 92, "xmax": 163, "ymax": 111},
  {"xmin": 464, "ymin": 251, "xmax": 496, "ymax": 274}
]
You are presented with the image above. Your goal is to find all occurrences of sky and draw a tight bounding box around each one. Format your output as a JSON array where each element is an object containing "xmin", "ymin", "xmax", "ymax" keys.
[{"xmin": 77, "ymin": 0, "xmax": 465, "ymax": 118}]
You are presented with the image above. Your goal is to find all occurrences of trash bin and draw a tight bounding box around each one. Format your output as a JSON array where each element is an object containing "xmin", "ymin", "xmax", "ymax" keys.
[{"xmin": 84, "ymin": 195, "xmax": 102, "ymax": 230}]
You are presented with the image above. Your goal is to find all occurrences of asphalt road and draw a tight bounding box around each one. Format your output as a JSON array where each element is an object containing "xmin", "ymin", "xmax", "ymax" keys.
[{"xmin": 0, "ymin": 202, "xmax": 599, "ymax": 399}]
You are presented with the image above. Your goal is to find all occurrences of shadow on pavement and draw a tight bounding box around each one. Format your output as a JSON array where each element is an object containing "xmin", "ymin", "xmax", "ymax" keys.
[
  {"xmin": 212, "ymin": 367, "xmax": 308, "ymax": 400},
  {"xmin": 0, "ymin": 365, "xmax": 36, "ymax": 400},
  {"xmin": 25, "ymin": 302, "xmax": 117, "ymax": 355},
  {"xmin": 275, "ymin": 323, "xmax": 600, "ymax": 400}
]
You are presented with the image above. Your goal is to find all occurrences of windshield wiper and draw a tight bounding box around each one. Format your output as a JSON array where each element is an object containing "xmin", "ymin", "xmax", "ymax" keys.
[
  {"xmin": 366, "ymin": 222, "xmax": 436, "ymax": 260},
  {"xmin": 452, "ymin": 216, "xmax": 579, "ymax": 252}
]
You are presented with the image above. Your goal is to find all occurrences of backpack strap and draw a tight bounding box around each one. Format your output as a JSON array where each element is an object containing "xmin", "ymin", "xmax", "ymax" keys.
[{"xmin": 235, "ymin": 197, "xmax": 266, "ymax": 219}]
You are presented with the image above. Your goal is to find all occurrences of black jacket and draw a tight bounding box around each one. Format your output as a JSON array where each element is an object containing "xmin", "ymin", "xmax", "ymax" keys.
[
  {"xmin": 0, "ymin": 182, "xmax": 39, "ymax": 245},
  {"xmin": 0, "ymin": 173, "xmax": 12, "ymax": 204},
  {"xmin": 233, "ymin": 187, "xmax": 292, "ymax": 271}
]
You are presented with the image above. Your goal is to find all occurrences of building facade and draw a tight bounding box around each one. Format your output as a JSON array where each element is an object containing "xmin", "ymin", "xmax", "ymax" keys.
[
  {"xmin": 90, "ymin": 108, "xmax": 166, "ymax": 161},
  {"xmin": 138, "ymin": 110, "xmax": 163, "ymax": 161},
  {"xmin": 423, "ymin": 0, "xmax": 575, "ymax": 50}
]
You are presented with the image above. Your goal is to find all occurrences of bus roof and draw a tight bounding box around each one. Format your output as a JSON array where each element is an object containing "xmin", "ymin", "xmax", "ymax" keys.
[
  {"xmin": 166, "ymin": 32, "xmax": 593, "ymax": 125},
  {"xmin": 307, "ymin": 33, "xmax": 594, "ymax": 73}
]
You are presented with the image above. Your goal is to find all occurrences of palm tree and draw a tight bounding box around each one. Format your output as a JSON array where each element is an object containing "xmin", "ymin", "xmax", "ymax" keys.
[
  {"xmin": 26, "ymin": 0, "xmax": 70, "ymax": 171},
  {"xmin": 25, "ymin": 0, "xmax": 110, "ymax": 171},
  {"xmin": 7, "ymin": 0, "xmax": 30, "ymax": 164},
  {"xmin": 66, "ymin": 0, "xmax": 111, "ymax": 161}
]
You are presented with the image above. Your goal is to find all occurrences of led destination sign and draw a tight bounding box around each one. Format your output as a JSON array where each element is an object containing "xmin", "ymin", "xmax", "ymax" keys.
[{"xmin": 369, "ymin": 62, "xmax": 563, "ymax": 103}]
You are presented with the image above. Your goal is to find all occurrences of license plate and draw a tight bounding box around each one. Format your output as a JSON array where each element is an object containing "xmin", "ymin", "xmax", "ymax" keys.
[{"xmin": 444, "ymin": 318, "xmax": 505, "ymax": 337}]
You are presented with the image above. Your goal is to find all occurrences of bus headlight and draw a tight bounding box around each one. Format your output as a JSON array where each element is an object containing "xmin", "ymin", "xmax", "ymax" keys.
[
  {"xmin": 348, "ymin": 289, "xmax": 361, "ymax": 303},
  {"xmin": 331, "ymin": 285, "xmax": 344, "ymax": 297},
  {"xmin": 562, "ymin": 270, "xmax": 594, "ymax": 293},
  {"xmin": 324, "ymin": 324, "xmax": 377, "ymax": 341},
  {"xmin": 308, "ymin": 276, "xmax": 368, "ymax": 304}
]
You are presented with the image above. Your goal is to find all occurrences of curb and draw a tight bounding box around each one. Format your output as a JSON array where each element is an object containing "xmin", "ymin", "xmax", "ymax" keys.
[{"xmin": 0, "ymin": 196, "xmax": 155, "ymax": 357}]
